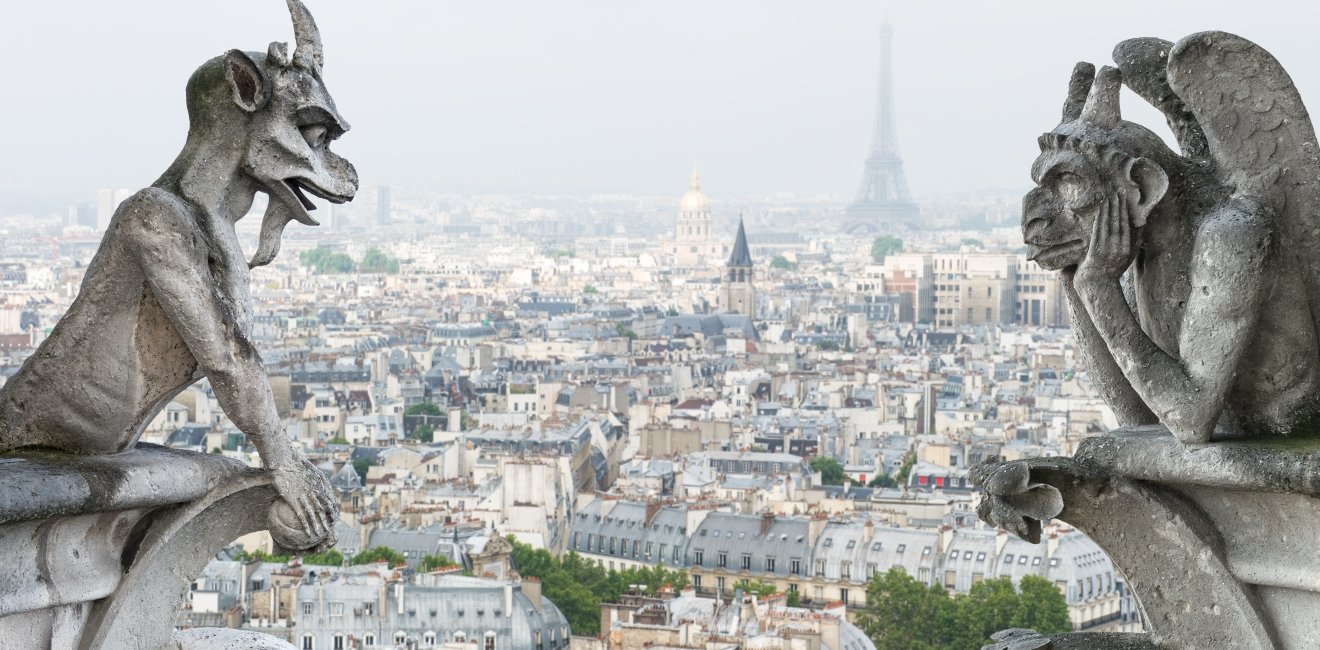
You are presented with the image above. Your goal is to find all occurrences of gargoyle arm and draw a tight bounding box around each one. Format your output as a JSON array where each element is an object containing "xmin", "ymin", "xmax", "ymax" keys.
[
  {"xmin": 118, "ymin": 189, "xmax": 294, "ymax": 470},
  {"xmin": 1062, "ymin": 279, "xmax": 1159, "ymax": 427},
  {"xmin": 1077, "ymin": 202, "xmax": 1272, "ymax": 442}
]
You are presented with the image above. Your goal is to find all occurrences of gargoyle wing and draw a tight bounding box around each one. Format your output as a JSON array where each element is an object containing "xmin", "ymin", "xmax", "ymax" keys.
[{"xmin": 1168, "ymin": 31, "xmax": 1320, "ymax": 302}]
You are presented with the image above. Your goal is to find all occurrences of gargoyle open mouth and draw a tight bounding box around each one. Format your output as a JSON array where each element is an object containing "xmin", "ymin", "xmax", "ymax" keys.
[{"xmin": 284, "ymin": 178, "xmax": 352, "ymax": 211}]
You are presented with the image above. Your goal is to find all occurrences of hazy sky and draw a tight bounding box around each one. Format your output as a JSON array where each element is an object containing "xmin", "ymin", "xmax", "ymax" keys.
[{"xmin": 2, "ymin": 0, "xmax": 1320, "ymax": 206}]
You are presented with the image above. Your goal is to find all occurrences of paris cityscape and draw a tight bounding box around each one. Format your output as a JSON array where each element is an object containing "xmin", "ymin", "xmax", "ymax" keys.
[{"xmin": 5, "ymin": 1, "xmax": 1297, "ymax": 649}]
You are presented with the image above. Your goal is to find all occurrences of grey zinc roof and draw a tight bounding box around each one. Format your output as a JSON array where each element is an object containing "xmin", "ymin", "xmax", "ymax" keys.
[
  {"xmin": 688, "ymin": 513, "xmax": 810, "ymax": 579},
  {"xmin": 813, "ymin": 524, "xmax": 939, "ymax": 582},
  {"xmin": 568, "ymin": 499, "xmax": 690, "ymax": 566}
]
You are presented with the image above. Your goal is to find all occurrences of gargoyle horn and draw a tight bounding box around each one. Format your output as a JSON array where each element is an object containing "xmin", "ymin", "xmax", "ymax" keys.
[
  {"xmin": 1080, "ymin": 65, "xmax": 1123, "ymax": 128},
  {"xmin": 1061, "ymin": 62, "xmax": 1096, "ymax": 124},
  {"xmin": 287, "ymin": 0, "xmax": 323, "ymax": 75}
]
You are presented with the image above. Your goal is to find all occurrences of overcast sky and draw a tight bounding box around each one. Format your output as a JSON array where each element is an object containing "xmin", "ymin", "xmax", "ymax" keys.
[{"xmin": 2, "ymin": 0, "xmax": 1319, "ymax": 206}]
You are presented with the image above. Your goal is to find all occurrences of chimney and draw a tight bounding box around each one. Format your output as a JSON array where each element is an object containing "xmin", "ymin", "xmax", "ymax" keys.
[
  {"xmin": 504, "ymin": 584, "xmax": 514, "ymax": 617},
  {"xmin": 862, "ymin": 518, "xmax": 874, "ymax": 544},
  {"xmin": 645, "ymin": 501, "xmax": 663, "ymax": 527},
  {"xmin": 808, "ymin": 512, "xmax": 828, "ymax": 547},
  {"xmin": 760, "ymin": 511, "xmax": 775, "ymax": 537},
  {"xmin": 449, "ymin": 408, "xmax": 462, "ymax": 433},
  {"xmin": 523, "ymin": 577, "xmax": 543, "ymax": 611},
  {"xmin": 820, "ymin": 612, "xmax": 841, "ymax": 650}
]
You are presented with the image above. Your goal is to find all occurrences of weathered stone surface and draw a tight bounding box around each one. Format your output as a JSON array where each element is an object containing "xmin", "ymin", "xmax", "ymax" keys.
[
  {"xmin": 0, "ymin": 0, "xmax": 349, "ymax": 552},
  {"xmin": 1022, "ymin": 31, "xmax": 1320, "ymax": 444},
  {"xmin": 173, "ymin": 628, "xmax": 296, "ymax": 650},
  {"xmin": 0, "ymin": 443, "xmax": 253, "ymax": 525},
  {"xmin": 981, "ymin": 629, "xmax": 1156, "ymax": 650},
  {"xmin": 1075, "ymin": 426, "xmax": 1320, "ymax": 493}
]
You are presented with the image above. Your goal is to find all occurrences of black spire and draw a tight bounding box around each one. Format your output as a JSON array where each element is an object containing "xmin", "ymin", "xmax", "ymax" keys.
[{"xmin": 728, "ymin": 217, "xmax": 753, "ymax": 267}]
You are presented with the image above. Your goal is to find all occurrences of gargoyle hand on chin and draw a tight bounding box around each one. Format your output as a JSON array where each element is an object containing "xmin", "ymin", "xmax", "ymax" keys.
[{"xmin": 1076, "ymin": 194, "xmax": 1136, "ymax": 284}]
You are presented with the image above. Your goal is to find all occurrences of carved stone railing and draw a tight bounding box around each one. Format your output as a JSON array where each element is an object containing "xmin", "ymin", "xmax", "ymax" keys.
[
  {"xmin": 0, "ymin": 443, "xmax": 295, "ymax": 650},
  {"xmin": 972, "ymin": 426, "xmax": 1320, "ymax": 650}
]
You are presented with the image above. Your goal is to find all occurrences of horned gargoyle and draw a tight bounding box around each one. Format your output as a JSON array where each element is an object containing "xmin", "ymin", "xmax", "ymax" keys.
[
  {"xmin": 0, "ymin": 0, "xmax": 355, "ymax": 552},
  {"xmin": 1022, "ymin": 32, "xmax": 1320, "ymax": 444}
]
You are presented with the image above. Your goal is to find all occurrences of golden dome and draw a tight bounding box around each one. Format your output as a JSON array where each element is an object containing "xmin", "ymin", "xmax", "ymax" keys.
[{"xmin": 680, "ymin": 170, "xmax": 710, "ymax": 213}]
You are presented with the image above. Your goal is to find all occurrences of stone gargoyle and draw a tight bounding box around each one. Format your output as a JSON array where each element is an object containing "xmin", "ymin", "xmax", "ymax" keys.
[
  {"xmin": 0, "ymin": 0, "xmax": 355, "ymax": 553},
  {"xmin": 1022, "ymin": 32, "xmax": 1320, "ymax": 444}
]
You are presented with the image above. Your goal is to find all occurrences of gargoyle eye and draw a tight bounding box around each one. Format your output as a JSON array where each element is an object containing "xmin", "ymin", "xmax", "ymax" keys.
[
  {"xmin": 1055, "ymin": 170, "xmax": 1080, "ymax": 183},
  {"xmin": 300, "ymin": 124, "xmax": 328, "ymax": 149}
]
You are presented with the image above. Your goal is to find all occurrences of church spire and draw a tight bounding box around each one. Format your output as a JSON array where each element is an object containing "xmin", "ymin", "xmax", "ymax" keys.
[{"xmin": 728, "ymin": 215, "xmax": 753, "ymax": 268}]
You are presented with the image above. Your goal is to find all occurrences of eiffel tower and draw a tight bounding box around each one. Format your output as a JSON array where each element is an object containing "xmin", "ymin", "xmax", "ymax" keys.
[{"xmin": 846, "ymin": 19, "xmax": 919, "ymax": 234}]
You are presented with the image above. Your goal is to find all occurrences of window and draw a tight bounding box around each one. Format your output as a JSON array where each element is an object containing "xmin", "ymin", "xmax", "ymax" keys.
[
  {"xmin": 1033, "ymin": 557, "xmax": 1042, "ymax": 566},
  {"xmin": 329, "ymin": 602, "xmax": 344, "ymax": 617},
  {"xmin": 790, "ymin": 559, "xmax": 801, "ymax": 575},
  {"xmin": 694, "ymin": 550, "xmax": 704, "ymax": 565},
  {"xmin": 423, "ymin": 633, "xmax": 436, "ymax": 645},
  {"xmin": 949, "ymin": 550, "xmax": 958, "ymax": 560},
  {"xmin": 963, "ymin": 551, "xmax": 973, "ymax": 560},
  {"xmin": 871, "ymin": 542, "xmax": 881, "ymax": 551},
  {"xmin": 1004, "ymin": 554, "xmax": 1014, "ymax": 565},
  {"xmin": 840, "ymin": 588, "xmax": 850, "ymax": 604},
  {"xmin": 673, "ymin": 546, "xmax": 681, "ymax": 563},
  {"xmin": 766, "ymin": 558, "xmax": 776, "ymax": 573},
  {"xmin": 485, "ymin": 632, "xmax": 497, "ymax": 650},
  {"xmin": 823, "ymin": 538, "xmax": 833, "ymax": 548},
  {"xmin": 574, "ymin": 532, "xmax": 580, "ymax": 547},
  {"xmin": 364, "ymin": 635, "xmax": 375, "ymax": 646},
  {"xmin": 633, "ymin": 540, "xmax": 640, "ymax": 556},
  {"xmin": 609, "ymin": 537, "xmax": 616, "ymax": 554},
  {"xmin": 394, "ymin": 632, "xmax": 406, "ymax": 645},
  {"xmin": 741, "ymin": 554, "xmax": 752, "ymax": 570},
  {"xmin": 1018, "ymin": 556, "xmax": 1027, "ymax": 565},
  {"xmin": 716, "ymin": 577, "xmax": 726, "ymax": 593},
  {"xmin": 846, "ymin": 540, "xmax": 856, "ymax": 550},
  {"xmin": 333, "ymin": 635, "xmax": 344, "ymax": 650},
  {"xmin": 693, "ymin": 575, "xmax": 702, "ymax": 589},
  {"xmin": 944, "ymin": 571, "xmax": 956, "ymax": 589},
  {"xmin": 841, "ymin": 561, "xmax": 851, "ymax": 579},
  {"xmin": 717, "ymin": 552, "xmax": 727, "ymax": 568},
  {"xmin": 1049, "ymin": 558, "xmax": 1060, "ymax": 568},
  {"xmin": 976, "ymin": 552, "xmax": 986, "ymax": 562},
  {"xmin": 302, "ymin": 602, "xmax": 314, "ymax": 616},
  {"xmin": 815, "ymin": 559, "xmax": 826, "ymax": 577},
  {"xmin": 866, "ymin": 563, "xmax": 877, "ymax": 579},
  {"xmin": 646, "ymin": 542, "xmax": 653, "ymax": 556}
]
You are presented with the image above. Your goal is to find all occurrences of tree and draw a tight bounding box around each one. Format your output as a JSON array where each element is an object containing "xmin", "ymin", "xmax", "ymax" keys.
[
  {"xmin": 952, "ymin": 578, "xmax": 1022, "ymax": 650},
  {"xmin": 868, "ymin": 473, "xmax": 897, "ymax": 488},
  {"xmin": 507, "ymin": 537, "xmax": 687, "ymax": 637},
  {"xmin": 615, "ymin": 323, "xmax": 639, "ymax": 340},
  {"xmin": 1015, "ymin": 575, "xmax": 1072, "ymax": 634},
  {"xmin": 301, "ymin": 549, "xmax": 344, "ymax": 566},
  {"xmin": 411, "ymin": 424, "xmax": 434, "ymax": 443},
  {"xmin": 870, "ymin": 236, "xmax": 903, "ymax": 262},
  {"xmin": 583, "ymin": 285, "xmax": 599, "ymax": 294},
  {"xmin": 858, "ymin": 570, "xmax": 1073, "ymax": 650},
  {"xmin": 235, "ymin": 548, "xmax": 290, "ymax": 563},
  {"xmin": 770, "ymin": 255, "xmax": 796, "ymax": 270},
  {"xmin": 351, "ymin": 546, "xmax": 407, "ymax": 567},
  {"xmin": 961, "ymin": 237, "xmax": 985, "ymax": 248},
  {"xmin": 419, "ymin": 553, "xmax": 454, "ymax": 572},
  {"xmin": 785, "ymin": 590, "xmax": 802, "ymax": 607},
  {"xmin": 895, "ymin": 451, "xmax": 917, "ymax": 486},
  {"xmin": 352, "ymin": 457, "xmax": 374, "ymax": 482},
  {"xmin": 858, "ymin": 568, "xmax": 957, "ymax": 650},
  {"xmin": 734, "ymin": 580, "xmax": 777, "ymax": 597},
  {"xmin": 818, "ymin": 340, "xmax": 840, "ymax": 351},
  {"xmin": 299, "ymin": 247, "xmax": 355, "ymax": 274},
  {"xmin": 327, "ymin": 436, "xmax": 349, "ymax": 445},
  {"xmin": 810, "ymin": 457, "xmax": 846, "ymax": 486},
  {"xmin": 359, "ymin": 248, "xmax": 400, "ymax": 274},
  {"xmin": 405, "ymin": 402, "xmax": 444, "ymax": 416}
]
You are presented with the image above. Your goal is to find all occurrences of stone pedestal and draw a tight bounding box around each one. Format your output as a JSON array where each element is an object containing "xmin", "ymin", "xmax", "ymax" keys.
[
  {"xmin": 974, "ymin": 426, "xmax": 1320, "ymax": 649},
  {"xmin": 0, "ymin": 444, "xmax": 294, "ymax": 650}
]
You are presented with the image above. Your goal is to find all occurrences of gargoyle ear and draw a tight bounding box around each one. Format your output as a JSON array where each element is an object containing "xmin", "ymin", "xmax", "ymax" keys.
[
  {"xmin": 224, "ymin": 49, "xmax": 269, "ymax": 113},
  {"xmin": 1127, "ymin": 157, "xmax": 1169, "ymax": 228}
]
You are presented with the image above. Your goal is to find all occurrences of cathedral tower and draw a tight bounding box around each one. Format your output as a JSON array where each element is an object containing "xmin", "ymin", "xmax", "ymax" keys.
[{"xmin": 721, "ymin": 217, "xmax": 756, "ymax": 315}]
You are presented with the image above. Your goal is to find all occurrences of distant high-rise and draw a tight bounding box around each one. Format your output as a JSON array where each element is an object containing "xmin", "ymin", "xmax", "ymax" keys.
[
  {"xmin": 96, "ymin": 189, "xmax": 133, "ymax": 232},
  {"xmin": 846, "ymin": 19, "xmax": 919, "ymax": 232},
  {"xmin": 720, "ymin": 217, "xmax": 756, "ymax": 315},
  {"xmin": 376, "ymin": 185, "xmax": 391, "ymax": 225}
]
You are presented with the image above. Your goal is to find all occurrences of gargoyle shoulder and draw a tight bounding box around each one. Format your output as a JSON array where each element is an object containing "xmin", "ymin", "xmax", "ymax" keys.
[
  {"xmin": 1199, "ymin": 196, "xmax": 1274, "ymax": 253},
  {"xmin": 113, "ymin": 188, "xmax": 204, "ymax": 252}
]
